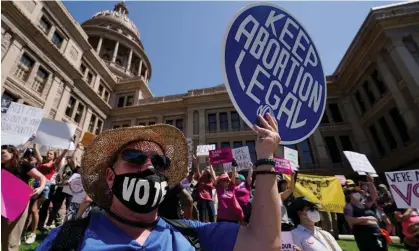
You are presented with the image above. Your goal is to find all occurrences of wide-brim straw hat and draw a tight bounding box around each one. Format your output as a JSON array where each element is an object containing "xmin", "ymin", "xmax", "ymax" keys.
[{"xmin": 80, "ymin": 124, "xmax": 188, "ymax": 209}]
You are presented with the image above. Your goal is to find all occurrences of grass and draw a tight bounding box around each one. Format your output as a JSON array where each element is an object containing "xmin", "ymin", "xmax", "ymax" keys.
[
  {"xmin": 337, "ymin": 240, "xmax": 408, "ymax": 251},
  {"xmin": 19, "ymin": 233, "xmax": 409, "ymax": 251}
]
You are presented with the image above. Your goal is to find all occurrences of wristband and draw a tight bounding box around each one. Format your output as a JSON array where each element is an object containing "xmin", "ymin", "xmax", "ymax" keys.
[
  {"xmin": 254, "ymin": 170, "xmax": 279, "ymax": 176},
  {"xmin": 254, "ymin": 158, "xmax": 276, "ymax": 168}
]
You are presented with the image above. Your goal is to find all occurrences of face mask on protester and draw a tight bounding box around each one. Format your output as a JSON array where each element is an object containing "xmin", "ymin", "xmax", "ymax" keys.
[
  {"xmin": 306, "ymin": 210, "xmax": 321, "ymax": 223},
  {"xmin": 352, "ymin": 192, "xmax": 362, "ymax": 201},
  {"xmin": 111, "ymin": 168, "xmax": 169, "ymax": 213}
]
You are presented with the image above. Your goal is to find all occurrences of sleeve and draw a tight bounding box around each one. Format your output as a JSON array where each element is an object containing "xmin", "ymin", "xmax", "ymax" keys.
[
  {"xmin": 21, "ymin": 162, "xmax": 34, "ymax": 174},
  {"xmin": 291, "ymin": 230, "xmax": 303, "ymax": 250},
  {"xmin": 35, "ymin": 227, "xmax": 61, "ymax": 251},
  {"xmin": 324, "ymin": 231, "xmax": 343, "ymax": 251},
  {"xmin": 185, "ymin": 220, "xmax": 240, "ymax": 251}
]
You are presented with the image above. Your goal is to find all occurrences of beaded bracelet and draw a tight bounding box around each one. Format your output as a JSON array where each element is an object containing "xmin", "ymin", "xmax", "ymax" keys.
[{"xmin": 254, "ymin": 158, "xmax": 276, "ymax": 168}]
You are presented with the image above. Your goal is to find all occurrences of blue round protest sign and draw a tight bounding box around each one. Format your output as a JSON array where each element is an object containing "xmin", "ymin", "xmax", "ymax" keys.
[{"xmin": 222, "ymin": 3, "xmax": 326, "ymax": 145}]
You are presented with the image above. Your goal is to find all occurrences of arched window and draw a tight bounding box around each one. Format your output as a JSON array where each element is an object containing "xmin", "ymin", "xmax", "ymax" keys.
[{"xmin": 193, "ymin": 110, "xmax": 199, "ymax": 135}]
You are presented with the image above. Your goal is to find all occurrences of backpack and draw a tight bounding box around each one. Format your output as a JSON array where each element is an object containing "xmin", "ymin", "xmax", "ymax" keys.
[{"xmin": 50, "ymin": 214, "xmax": 201, "ymax": 251}]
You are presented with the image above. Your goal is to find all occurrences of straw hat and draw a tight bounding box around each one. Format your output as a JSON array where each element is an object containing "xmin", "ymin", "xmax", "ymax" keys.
[{"xmin": 80, "ymin": 124, "xmax": 188, "ymax": 209}]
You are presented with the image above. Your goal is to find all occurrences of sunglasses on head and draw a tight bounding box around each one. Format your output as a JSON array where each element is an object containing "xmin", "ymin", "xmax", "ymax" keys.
[
  {"xmin": 1, "ymin": 145, "xmax": 14, "ymax": 150},
  {"xmin": 120, "ymin": 149, "xmax": 171, "ymax": 170}
]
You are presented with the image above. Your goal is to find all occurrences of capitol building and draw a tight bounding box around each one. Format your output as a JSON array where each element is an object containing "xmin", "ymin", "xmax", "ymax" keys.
[{"xmin": 1, "ymin": 1, "xmax": 419, "ymax": 176}]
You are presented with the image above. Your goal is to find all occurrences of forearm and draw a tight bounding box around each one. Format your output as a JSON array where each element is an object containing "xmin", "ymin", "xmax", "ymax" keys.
[
  {"xmin": 76, "ymin": 199, "xmax": 92, "ymax": 219},
  {"xmin": 38, "ymin": 174, "xmax": 47, "ymax": 189}
]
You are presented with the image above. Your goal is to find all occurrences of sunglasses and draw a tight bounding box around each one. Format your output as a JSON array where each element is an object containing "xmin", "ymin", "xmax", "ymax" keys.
[
  {"xmin": 1, "ymin": 145, "xmax": 15, "ymax": 150},
  {"xmin": 120, "ymin": 149, "xmax": 171, "ymax": 170}
]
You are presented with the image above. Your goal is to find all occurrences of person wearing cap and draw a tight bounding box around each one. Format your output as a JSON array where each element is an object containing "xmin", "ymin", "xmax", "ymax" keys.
[
  {"xmin": 215, "ymin": 170, "xmax": 244, "ymax": 223},
  {"xmin": 289, "ymin": 197, "xmax": 342, "ymax": 251},
  {"xmin": 37, "ymin": 113, "xmax": 282, "ymax": 251}
]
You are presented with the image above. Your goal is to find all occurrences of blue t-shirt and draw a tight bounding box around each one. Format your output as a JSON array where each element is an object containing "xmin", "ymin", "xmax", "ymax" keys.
[{"xmin": 36, "ymin": 212, "xmax": 240, "ymax": 251}]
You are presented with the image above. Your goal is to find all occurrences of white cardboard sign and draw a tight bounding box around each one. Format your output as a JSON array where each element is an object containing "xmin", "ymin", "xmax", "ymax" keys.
[
  {"xmin": 281, "ymin": 232, "xmax": 294, "ymax": 251},
  {"xmin": 196, "ymin": 144, "xmax": 216, "ymax": 157},
  {"xmin": 33, "ymin": 119, "xmax": 77, "ymax": 150},
  {"xmin": 284, "ymin": 147, "xmax": 299, "ymax": 171},
  {"xmin": 62, "ymin": 173, "xmax": 86, "ymax": 204},
  {"xmin": 223, "ymin": 146, "xmax": 252, "ymax": 172},
  {"xmin": 385, "ymin": 170, "xmax": 419, "ymax": 209},
  {"xmin": 1, "ymin": 102, "xmax": 44, "ymax": 146},
  {"xmin": 343, "ymin": 151, "xmax": 376, "ymax": 174}
]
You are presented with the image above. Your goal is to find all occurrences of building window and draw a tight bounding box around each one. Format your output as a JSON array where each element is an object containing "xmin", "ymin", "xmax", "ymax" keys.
[
  {"xmin": 149, "ymin": 121, "xmax": 156, "ymax": 125},
  {"xmin": 233, "ymin": 141, "xmax": 243, "ymax": 148},
  {"xmin": 104, "ymin": 90, "xmax": 110, "ymax": 102},
  {"xmin": 175, "ymin": 119, "xmax": 184, "ymax": 131},
  {"xmin": 65, "ymin": 96, "xmax": 76, "ymax": 117},
  {"xmin": 52, "ymin": 32, "xmax": 64, "ymax": 48},
  {"xmin": 88, "ymin": 114, "xmax": 96, "ymax": 133},
  {"xmin": 339, "ymin": 135, "xmax": 354, "ymax": 151},
  {"xmin": 80, "ymin": 64, "xmax": 87, "ymax": 74},
  {"xmin": 33, "ymin": 67, "xmax": 48, "ymax": 93},
  {"xmin": 403, "ymin": 36, "xmax": 419, "ymax": 65},
  {"xmin": 126, "ymin": 95, "xmax": 134, "ymax": 106},
  {"xmin": 389, "ymin": 107, "xmax": 410, "ymax": 143},
  {"xmin": 321, "ymin": 112, "xmax": 329, "ymax": 124},
  {"xmin": 74, "ymin": 103, "xmax": 84, "ymax": 124},
  {"xmin": 166, "ymin": 120, "xmax": 173, "ymax": 125},
  {"xmin": 329, "ymin": 103, "xmax": 343, "ymax": 122},
  {"xmin": 39, "ymin": 16, "xmax": 51, "ymax": 34},
  {"xmin": 221, "ymin": 142, "xmax": 230, "ymax": 148},
  {"xmin": 113, "ymin": 125, "xmax": 120, "ymax": 129},
  {"xmin": 324, "ymin": 136, "xmax": 341, "ymax": 163},
  {"xmin": 362, "ymin": 81, "xmax": 376, "ymax": 105},
  {"xmin": 300, "ymin": 139, "xmax": 314, "ymax": 164},
  {"xmin": 371, "ymin": 70, "xmax": 387, "ymax": 96},
  {"xmin": 231, "ymin": 111, "xmax": 240, "ymax": 130},
  {"xmin": 138, "ymin": 122, "xmax": 146, "ymax": 126},
  {"xmin": 98, "ymin": 85, "xmax": 104, "ymax": 95},
  {"xmin": 193, "ymin": 111, "xmax": 199, "ymax": 135},
  {"xmin": 15, "ymin": 53, "xmax": 34, "ymax": 81},
  {"xmin": 208, "ymin": 113, "xmax": 216, "ymax": 133},
  {"xmin": 354, "ymin": 91, "xmax": 366, "ymax": 114},
  {"xmin": 122, "ymin": 124, "xmax": 130, "ymax": 128},
  {"xmin": 86, "ymin": 72, "xmax": 94, "ymax": 85},
  {"xmin": 369, "ymin": 125, "xmax": 386, "ymax": 156},
  {"xmin": 117, "ymin": 96, "xmax": 125, "ymax": 108},
  {"xmin": 246, "ymin": 140, "xmax": 256, "ymax": 163},
  {"xmin": 95, "ymin": 120, "xmax": 103, "ymax": 135},
  {"xmin": 219, "ymin": 112, "xmax": 228, "ymax": 131},
  {"xmin": 378, "ymin": 117, "xmax": 397, "ymax": 150}
]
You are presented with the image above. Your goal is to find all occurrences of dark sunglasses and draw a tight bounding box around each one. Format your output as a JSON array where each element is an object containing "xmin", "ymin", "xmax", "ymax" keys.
[
  {"xmin": 120, "ymin": 149, "xmax": 171, "ymax": 170},
  {"xmin": 1, "ymin": 145, "xmax": 15, "ymax": 150}
]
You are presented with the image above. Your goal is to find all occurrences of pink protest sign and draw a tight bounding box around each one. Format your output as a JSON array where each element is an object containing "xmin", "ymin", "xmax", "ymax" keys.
[
  {"xmin": 1, "ymin": 169, "xmax": 33, "ymax": 221},
  {"xmin": 209, "ymin": 148, "xmax": 233, "ymax": 165},
  {"xmin": 335, "ymin": 175, "xmax": 347, "ymax": 185},
  {"xmin": 275, "ymin": 157, "xmax": 292, "ymax": 175}
]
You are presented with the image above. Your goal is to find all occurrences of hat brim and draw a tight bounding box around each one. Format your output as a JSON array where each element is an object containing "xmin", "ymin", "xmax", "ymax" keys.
[{"xmin": 80, "ymin": 124, "xmax": 188, "ymax": 209}]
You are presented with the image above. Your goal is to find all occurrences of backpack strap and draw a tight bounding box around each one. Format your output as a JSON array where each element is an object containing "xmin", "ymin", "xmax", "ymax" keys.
[
  {"xmin": 50, "ymin": 215, "xmax": 91, "ymax": 251},
  {"xmin": 162, "ymin": 217, "xmax": 201, "ymax": 251}
]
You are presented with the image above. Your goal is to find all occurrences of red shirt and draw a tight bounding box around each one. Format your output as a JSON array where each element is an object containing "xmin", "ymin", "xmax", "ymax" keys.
[
  {"xmin": 234, "ymin": 182, "xmax": 251, "ymax": 207},
  {"xmin": 197, "ymin": 177, "xmax": 214, "ymax": 201},
  {"xmin": 38, "ymin": 162, "xmax": 55, "ymax": 181}
]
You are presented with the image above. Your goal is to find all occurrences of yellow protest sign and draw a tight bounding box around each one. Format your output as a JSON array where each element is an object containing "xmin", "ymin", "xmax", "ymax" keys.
[
  {"xmin": 284, "ymin": 173, "xmax": 345, "ymax": 213},
  {"xmin": 80, "ymin": 132, "xmax": 95, "ymax": 147}
]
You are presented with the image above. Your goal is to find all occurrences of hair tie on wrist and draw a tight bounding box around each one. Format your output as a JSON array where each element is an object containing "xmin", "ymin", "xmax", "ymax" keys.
[{"xmin": 254, "ymin": 158, "xmax": 276, "ymax": 168}]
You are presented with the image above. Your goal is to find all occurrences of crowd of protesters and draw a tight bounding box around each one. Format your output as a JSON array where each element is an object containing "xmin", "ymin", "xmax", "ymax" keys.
[{"xmin": 1, "ymin": 115, "xmax": 418, "ymax": 251}]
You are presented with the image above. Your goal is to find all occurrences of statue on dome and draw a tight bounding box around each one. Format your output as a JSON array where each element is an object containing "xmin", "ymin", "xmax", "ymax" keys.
[{"xmin": 114, "ymin": 1, "xmax": 129, "ymax": 15}]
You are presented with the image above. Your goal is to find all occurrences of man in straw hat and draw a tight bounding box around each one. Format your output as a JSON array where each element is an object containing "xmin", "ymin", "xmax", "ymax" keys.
[{"xmin": 37, "ymin": 113, "xmax": 282, "ymax": 251}]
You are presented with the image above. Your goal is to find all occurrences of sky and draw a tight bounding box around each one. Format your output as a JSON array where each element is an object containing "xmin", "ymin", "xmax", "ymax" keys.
[{"xmin": 63, "ymin": 1, "xmax": 402, "ymax": 97}]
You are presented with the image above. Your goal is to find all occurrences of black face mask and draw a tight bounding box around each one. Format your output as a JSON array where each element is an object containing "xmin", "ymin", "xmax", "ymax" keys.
[{"xmin": 111, "ymin": 168, "xmax": 168, "ymax": 214}]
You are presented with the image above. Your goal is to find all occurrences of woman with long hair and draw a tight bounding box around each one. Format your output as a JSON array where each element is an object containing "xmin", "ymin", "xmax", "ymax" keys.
[
  {"xmin": 194, "ymin": 157, "xmax": 217, "ymax": 222},
  {"xmin": 1, "ymin": 145, "xmax": 46, "ymax": 251},
  {"xmin": 25, "ymin": 144, "xmax": 67, "ymax": 244}
]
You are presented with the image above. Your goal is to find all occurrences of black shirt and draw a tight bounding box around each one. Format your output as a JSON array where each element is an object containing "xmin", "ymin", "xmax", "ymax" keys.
[
  {"xmin": 1, "ymin": 161, "xmax": 34, "ymax": 184},
  {"xmin": 158, "ymin": 184, "xmax": 184, "ymax": 220}
]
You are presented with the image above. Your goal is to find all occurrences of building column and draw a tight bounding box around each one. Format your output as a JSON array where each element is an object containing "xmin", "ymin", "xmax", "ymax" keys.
[
  {"xmin": 310, "ymin": 130, "xmax": 331, "ymax": 165},
  {"xmin": 376, "ymin": 54, "xmax": 418, "ymax": 131},
  {"xmin": 144, "ymin": 69, "xmax": 148, "ymax": 80},
  {"xmin": 138, "ymin": 60, "xmax": 143, "ymax": 77},
  {"xmin": 1, "ymin": 38, "xmax": 23, "ymax": 86},
  {"xmin": 27, "ymin": 62, "xmax": 41, "ymax": 88},
  {"xmin": 83, "ymin": 68, "xmax": 89, "ymax": 80},
  {"xmin": 186, "ymin": 109, "xmax": 194, "ymax": 138},
  {"xmin": 198, "ymin": 109, "xmax": 206, "ymax": 165},
  {"xmin": 133, "ymin": 89, "xmax": 141, "ymax": 105},
  {"xmin": 70, "ymin": 99, "xmax": 80, "ymax": 120},
  {"xmin": 96, "ymin": 36, "xmax": 103, "ymax": 54},
  {"xmin": 342, "ymin": 96, "xmax": 371, "ymax": 155},
  {"xmin": 82, "ymin": 108, "xmax": 93, "ymax": 132},
  {"xmin": 387, "ymin": 37, "xmax": 419, "ymax": 106},
  {"xmin": 111, "ymin": 41, "xmax": 119, "ymax": 63},
  {"xmin": 156, "ymin": 115, "xmax": 163, "ymax": 124},
  {"xmin": 42, "ymin": 76, "xmax": 61, "ymax": 117},
  {"xmin": 126, "ymin": 49, "xmax": 133, "ymax": 73},
  {"xmin": 55, "ymin": 85, "xmax": 72, "ymax": 120},
  {"xmin": 47, "ymin": 26, "xmax": 56, "ymax": 39},
  {"xmin": 94, "ymin": 76, "xmax": 101, "ymax": 93}
]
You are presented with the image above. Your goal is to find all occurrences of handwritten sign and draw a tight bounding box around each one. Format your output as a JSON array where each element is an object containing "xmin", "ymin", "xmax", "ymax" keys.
[
  {"xmin": 275, "ymin": 157, "xmax": 292, "ymax": 175},
  {"xmin": 33, "ymin": 119, "xmax": 77, "ymax": 149},
  {"xmin": 187, "ymin": 137, "xmax": 194, "ymax": 171},
  {"xmin": 223, "ymin": 146, "xmax": 252, "ymax": 172},
  {"xmin": 385, "ymin": 170, "xmax": 419, "ymax": 209},
  {"xmin": 281, "ymin": 232, "xmax": 294, "ymax": 251},
  {"xmin": 1, "ymin": 102, "xmax": 44, "ymax": 146},
  {"xmin": 222, "ymin": 3, "xmax": 326, "ymax": 145},
  {"xmin": 196, "ymin": 144, "xmax": 216, "ymax": 157},
  {"xmin": 343, "ymin": 151, "xmax": 376, "ymax": 174},
  {"xmin": 1, "ymin": 169, "xmax": 33, "ymax": 221},
  {"xmin": 209, "ymin": 148, "xmax": 233, "ymax": 165},
  {"xmin": 284, "ymin": 147, "xmax": 299, "ymax": 171},
  {"xmin": 62, "ymin": 173, "xmax": 86, "ymax": 204}
]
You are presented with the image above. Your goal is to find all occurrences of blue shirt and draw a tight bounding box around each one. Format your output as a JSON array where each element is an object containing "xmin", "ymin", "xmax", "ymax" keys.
[{"xmin": 36, "ymin": 212, "xmax": 240, "ymax": 251}]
